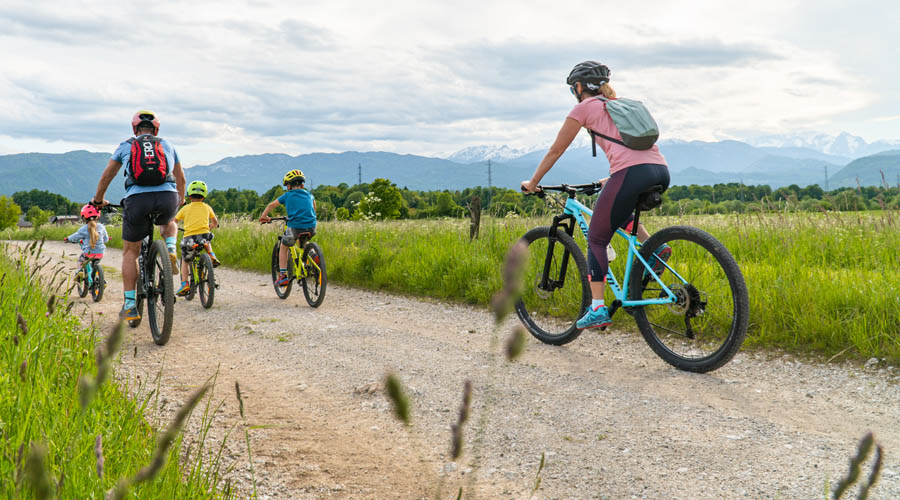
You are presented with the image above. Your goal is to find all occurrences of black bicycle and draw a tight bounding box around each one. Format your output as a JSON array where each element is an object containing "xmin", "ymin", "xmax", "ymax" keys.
[
  {"xmin": 177, "ymin": 228, "xmax": 218, "ymax": 309},
  {"xmin": 103, "ymin": 204, "xmax": 175, "ymax": 345}
]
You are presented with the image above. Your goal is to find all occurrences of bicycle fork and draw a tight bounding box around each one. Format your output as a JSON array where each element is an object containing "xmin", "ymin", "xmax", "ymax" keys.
[{"xmin": 539, "ymin": 214, "xmax": 577, "ymax": 292}]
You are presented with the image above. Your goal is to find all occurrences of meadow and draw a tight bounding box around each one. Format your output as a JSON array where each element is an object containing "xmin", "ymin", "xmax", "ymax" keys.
[
  {"xmin": 6, "ymin": 209, "xmax": 900, "ymax": 362},
  {"xmin": 0, "ymin": 241, "xmax": 232, "ymax": 498}
]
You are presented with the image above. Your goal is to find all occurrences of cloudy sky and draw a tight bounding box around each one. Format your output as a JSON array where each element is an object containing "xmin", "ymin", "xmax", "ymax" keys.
[{"xmin": 1, "ymin": 0, "xmax": 898, "ymax": 165}]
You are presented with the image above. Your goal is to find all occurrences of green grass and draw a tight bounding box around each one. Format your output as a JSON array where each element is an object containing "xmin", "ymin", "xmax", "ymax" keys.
[
  {"xmin": 6, "ymin": 210, "xmax": 900, "ymax": 362},
  {"xmin": 0, "ymin": 241, "xmax": 231, "ymax": 499}
]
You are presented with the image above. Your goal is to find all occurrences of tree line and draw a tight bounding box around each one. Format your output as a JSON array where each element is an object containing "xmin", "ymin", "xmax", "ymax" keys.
[{"xmin": 4, "ymin": 181, "xmax": 900, "ymax": 231}]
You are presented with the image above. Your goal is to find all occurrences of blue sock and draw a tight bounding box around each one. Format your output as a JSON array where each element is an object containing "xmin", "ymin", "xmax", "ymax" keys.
[
  {"xmin": 591, "ymin": 299, "xmax": 605, "ymax": 311},
  {"xmin": 165, "ymin": 236, "xmax": 177, "ymax": 254},
  {"xmin": 85, "ymin": 262, "xmax": 92, "ymax": 284},
  {"xmin": 124, "ymin": 290, "xmax": 136, "ymax": 309}
]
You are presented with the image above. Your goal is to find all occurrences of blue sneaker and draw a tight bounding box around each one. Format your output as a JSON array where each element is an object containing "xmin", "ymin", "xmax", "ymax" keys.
[
  {"xmin": 644, "ymin": 244, "xmax": 672, "ymax": 279},
  {"xmin": 577, "ymin": 305, "xmax": 612, "ymax": 330},
  {"xmin": 120, "ymin": 304, "xmax": 141, "ymax": 321}
]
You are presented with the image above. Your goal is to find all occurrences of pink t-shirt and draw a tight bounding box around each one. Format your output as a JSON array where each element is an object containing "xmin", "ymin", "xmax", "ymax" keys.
[{"xmin": 567, "ymin": 97, "xmax": 667, "ymax": 175}]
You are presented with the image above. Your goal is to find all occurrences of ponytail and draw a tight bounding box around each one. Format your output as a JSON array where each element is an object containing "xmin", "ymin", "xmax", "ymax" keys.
[
  {"xmin": 599, "ymin": 82, "xmax": 616, "ymax": 99},
  {"xmin": 88, "ymin": 219, "xmax": 99, "ymax": 249}
]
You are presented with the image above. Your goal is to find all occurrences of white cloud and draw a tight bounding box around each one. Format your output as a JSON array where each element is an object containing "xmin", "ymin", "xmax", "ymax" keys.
[{"xmin": 0, "ymin": 0, "xmax": 897, "ymax": 164}]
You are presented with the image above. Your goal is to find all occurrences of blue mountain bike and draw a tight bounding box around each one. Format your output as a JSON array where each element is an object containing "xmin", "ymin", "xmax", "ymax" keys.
[{"xmin": 518, "ymin": 182, "xmax": 749, "ymax": 373}]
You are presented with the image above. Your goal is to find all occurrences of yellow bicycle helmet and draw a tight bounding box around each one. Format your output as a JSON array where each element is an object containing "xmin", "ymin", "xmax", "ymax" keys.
[
  {"xmin": 187, "ymin": 180, "xmax": 208, "ymax": 198},
  {"xmin": 283, "ymin": 169, "xmax": 306, "ymax": 186}
]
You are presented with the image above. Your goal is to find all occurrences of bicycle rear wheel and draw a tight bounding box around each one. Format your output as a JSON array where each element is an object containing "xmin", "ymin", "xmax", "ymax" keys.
[
  {"xmin": 185, "ymin": 259, "xmax": 196, "ymax": 301},
  {"xmin": 198, "ymin": 253, "xmax": 215, "ymax": 309},
  {"xmin": 628, "ymin": 225, "xmax": 749, "ymax": 373},
  {"xmin": 301, "ymin": 242, "xmax": 326, "ymax": 308},
  {"xmin": 271, "ymin": 240, "xmax": 293, "ymax": 299},
  {"xmin": 146, "ymin": 240, "xmax": 175, "ymax": 346},
  {"xmin": 90, "ymin": 265, "xmax": 104, "ymax": 302},
  {"xmin": 514, "ymin": 226, "xmax": 591, "ymax": 345}
]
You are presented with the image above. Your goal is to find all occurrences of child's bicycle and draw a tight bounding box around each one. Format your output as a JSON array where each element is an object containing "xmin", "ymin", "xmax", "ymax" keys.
[
  {"xmin": 102, "ymin": 204, "xmax": 175, "ymax": 345},
  {"xmin": 64, "ymin": 239, "xmax": 106, "ymax": 303},
  {"xmin": 262, "ymin": 217, "xmax": 326, "ymax": 307},
  {"xmin": 177, "ymin": 228, "xmax": 218, "ymax": 309},
  {"xmin": 519, "ymin": 182, "xmax": 749, "ymax": 373}
]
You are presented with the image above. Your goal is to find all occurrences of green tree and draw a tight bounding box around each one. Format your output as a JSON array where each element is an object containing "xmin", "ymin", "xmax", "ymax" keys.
[
  {"xmin": 0, "ymin": 196, "xmax": 22, "ymax": 230},
  {"xmin": 335, "ymin": 207, "xmax": 351, "ymax": 220},
  {"xmin": 356, "ymin": 178, "xmax": 403, "ymax": 220},
  {"xmin": 26, "ymin": 205, "xmax": 52, "ymax": 228}
]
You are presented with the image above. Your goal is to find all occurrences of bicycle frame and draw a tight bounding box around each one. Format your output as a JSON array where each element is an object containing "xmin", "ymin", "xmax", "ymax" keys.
[{"xmin": 553, "ymin": 196, "xmax": 684, "ymax": 308}]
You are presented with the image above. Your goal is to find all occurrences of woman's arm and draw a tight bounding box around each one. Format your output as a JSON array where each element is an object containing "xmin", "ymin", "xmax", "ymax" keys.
[{"xmin": 521, "ymin": 117, "xmax": 582, "ymax": 192}]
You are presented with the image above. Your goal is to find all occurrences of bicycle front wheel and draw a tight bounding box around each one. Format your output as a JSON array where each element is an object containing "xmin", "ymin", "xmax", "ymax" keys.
[
  {"xmin": 90, "ymin": 265, "xmax": 104, "ymax": 302},
  {"xmin": 146, "ymin": 240, "xmax": 175, "ymax": 346},
  {"xmin": 514, "ymin": 226, "xmax": 591, "ymax": 345},
  {"xmin": 271, "ymin": 240, "xmax": 292, "ymax": 299},
  {"xmin": 75, "ymin": 270, "xmax": 88, "ymax": 298},
  {"xmin": 629, "ymin": 225, "xmax": 749, "ymax": 373},
  {"xmin": 198, "ymin": 253, "xmax": 215, "ymax": 309},
  {"xmin": 301, "ymin": 242, "xmax": 326, "ymax": 308}
]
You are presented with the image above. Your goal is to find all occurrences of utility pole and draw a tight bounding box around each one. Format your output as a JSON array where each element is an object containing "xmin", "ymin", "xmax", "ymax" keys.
[
  {"xmin": 358, "ymin": 163, "xmax": 362, "ymax": 186},
  {"xmin": 824, "ymin": 165, "xmax": 829, "ymax": 191},
  {"xmin": 487, "ymin": 158, "xmax": 492, "ymax": 189},
  {"xmin": 739, "ymin": 177, "xmax": 744, "ymax": 202}
]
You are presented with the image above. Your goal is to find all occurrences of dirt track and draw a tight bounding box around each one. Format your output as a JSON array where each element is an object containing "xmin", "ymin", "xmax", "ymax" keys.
[{"xmin": 13, "ymin": 241, "xmax": 900, "ymax": 499}]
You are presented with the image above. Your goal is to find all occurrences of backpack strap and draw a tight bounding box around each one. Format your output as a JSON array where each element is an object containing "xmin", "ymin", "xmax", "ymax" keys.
[{"xmin": 587, "ymin": 96, "xmax": 627, "ymax": 156}]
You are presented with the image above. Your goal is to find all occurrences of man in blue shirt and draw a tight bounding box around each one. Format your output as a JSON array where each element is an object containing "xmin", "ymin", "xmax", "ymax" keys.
[
  {"xmin": 259, "ymin": 169, "xmax": 317, "ymax": 286},
  {"xmin": 92, "ymin": 110, "xmax": 185, "ymax": 321}
]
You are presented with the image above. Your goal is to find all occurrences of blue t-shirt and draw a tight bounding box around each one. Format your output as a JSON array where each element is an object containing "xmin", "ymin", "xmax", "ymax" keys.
[
  {"xmin": 110, "ymin": 135, "xmax": 179, "ymax": 198},
  {"xmin": 277, "ymin": 189, "xmax": 317, "ymax": 229},
  {"xmin": 66, "ymin": 223, "xmax": 110, "ymax": 254}
]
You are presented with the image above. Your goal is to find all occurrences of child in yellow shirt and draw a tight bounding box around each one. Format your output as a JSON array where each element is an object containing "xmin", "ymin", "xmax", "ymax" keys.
[{"xmin": 175, "ymin": 180, "xmax": 219, "ymax": 296}]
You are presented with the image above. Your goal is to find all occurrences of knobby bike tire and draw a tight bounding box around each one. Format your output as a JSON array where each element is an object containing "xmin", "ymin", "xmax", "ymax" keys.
[
  {"xmin": 514, "ymin": 226, "xmax": 591, "ymax": 346},
  {"xmin": 271, "ymin": 240, "xmax": 293, "ymax": 299},
  {"xmin": 628, "ymin": 225, "xmax": 749, "ymax": 373},
  {"xmin": 90, "ymin": 265, "xmax": 104, "ymax": 302},
  {"xmin": 301, "ymin": 242, "xmax": 327, "ymax": 308},
  {"xmin": 199, "ymin": 253, "xmax": 215, "ymax": 309},
  {"xmin": 146, "ymin": 240, "xmax": 175, "ymax": 346}
]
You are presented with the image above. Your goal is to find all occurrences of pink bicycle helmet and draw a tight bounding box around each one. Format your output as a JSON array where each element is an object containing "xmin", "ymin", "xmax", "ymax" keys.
[{"xmin": 80, "ymin": 204, "xmax": 100, "ymax": 219}]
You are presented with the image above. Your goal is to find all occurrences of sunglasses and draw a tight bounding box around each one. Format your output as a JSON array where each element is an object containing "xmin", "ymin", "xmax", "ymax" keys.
[{"xmin": 569, "ymin": 85, "xmax": 577, "ymax": 95}]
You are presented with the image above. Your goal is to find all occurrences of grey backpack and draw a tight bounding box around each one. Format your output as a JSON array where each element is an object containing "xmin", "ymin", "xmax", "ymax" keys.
[{"xmin": 588, "ymin": 96, "xmax": 659, "ymax": 154}]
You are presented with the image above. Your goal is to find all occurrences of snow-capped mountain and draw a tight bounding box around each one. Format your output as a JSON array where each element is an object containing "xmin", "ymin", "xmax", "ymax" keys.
[
  {"xmin": 446, "ymin": 145, "xmax": 535, "ymax": 163},
  {"xmin": 747, "ymin": 131, "xmax": 900, "ymax": 158}
]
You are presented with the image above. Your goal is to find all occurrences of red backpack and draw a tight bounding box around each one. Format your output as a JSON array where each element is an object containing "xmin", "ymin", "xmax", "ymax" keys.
[{"xmin": 127, "ymin": 135, "xmax": 170, "ymax": 186}]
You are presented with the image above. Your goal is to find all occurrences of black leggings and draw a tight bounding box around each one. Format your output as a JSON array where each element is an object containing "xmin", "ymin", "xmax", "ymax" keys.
[{"xmin": 587, "ymin": 163, "xmax": 670, "ymax": 281}]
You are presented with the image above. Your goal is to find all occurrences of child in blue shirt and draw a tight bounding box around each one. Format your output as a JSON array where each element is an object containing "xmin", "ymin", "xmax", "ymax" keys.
[
  {"xmin": 63, "ymin": 204, "xmax": 110, "ymax": 280},
  {"xmin": 259, "ymin": 169, "xmax": 317, "ymax": 286}
]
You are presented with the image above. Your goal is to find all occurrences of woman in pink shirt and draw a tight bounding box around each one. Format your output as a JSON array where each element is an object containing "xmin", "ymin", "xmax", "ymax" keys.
[{"xmin": 521, "ymin": 61, "xmax": 670, "ymax": 330}]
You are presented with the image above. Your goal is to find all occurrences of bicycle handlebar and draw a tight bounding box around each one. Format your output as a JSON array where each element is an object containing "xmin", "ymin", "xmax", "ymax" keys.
[
  {"xmin": 260, "ymin": 216, "xmax": 287, "ymax": 224},
  {"xmin": 522, "ymin": 182, "xmax": 603, "ymax": 198}
]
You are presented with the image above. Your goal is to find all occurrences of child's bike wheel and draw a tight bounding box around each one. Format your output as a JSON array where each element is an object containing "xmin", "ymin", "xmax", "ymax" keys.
[
  {"xmin": 301, "ymin": 242, "xmax": 326, "ymax": 308},
  {"xmin": 76, "ymin": 270, "xmax": 89, "ymax": 298},
  {"xmin": 198, "ymin": 253, "xmax": 215, "ymax": 309},
  {"xmin": 90, "ymin": 265, "xmax": 104, "ymax": 302},
  {"xmin": 271, "ymin": 240, "xmax": 292, "ymax": 299},
  {"xmin": 185, "ymin": 260, "xmax": 196, "ymax": 301},
  {"xmin": 628, "ymin": 225, "xmax": 749, "ymax": 373}
]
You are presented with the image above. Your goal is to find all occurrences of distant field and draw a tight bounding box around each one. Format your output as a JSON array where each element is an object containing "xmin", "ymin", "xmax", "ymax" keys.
[{"xmin": 6, "ymin": 210, "xmax": 900, "ymax": 362}]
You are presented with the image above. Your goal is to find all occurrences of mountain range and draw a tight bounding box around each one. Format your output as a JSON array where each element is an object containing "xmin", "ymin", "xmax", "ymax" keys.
[{"xmin": 1, "ymin": 132, "xmax": 899, "ymax": 202}]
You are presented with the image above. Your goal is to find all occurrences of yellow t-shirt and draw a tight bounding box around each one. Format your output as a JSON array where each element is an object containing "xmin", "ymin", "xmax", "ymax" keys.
[{"xmin": 175, "ymin": 202, "xmax": 216, "ymax": 237}]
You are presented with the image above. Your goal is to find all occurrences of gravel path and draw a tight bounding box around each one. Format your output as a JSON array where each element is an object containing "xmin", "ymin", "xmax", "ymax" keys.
[{"xmin": 13, "ymin": 241, "xmax": 900, "ymax": 499}]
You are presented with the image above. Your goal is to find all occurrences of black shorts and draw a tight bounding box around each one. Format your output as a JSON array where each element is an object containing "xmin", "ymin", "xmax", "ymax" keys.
[
  {"xmin": 181, "ymin": 233, "xmax": 213, "ymax": 261},
  {"xmin": 122, "ymin": 191, "xmax": 179, "ymax": 242},
  {"xmin": 281, "ymin": 227, "xmax": 316, "ymax": 246}
]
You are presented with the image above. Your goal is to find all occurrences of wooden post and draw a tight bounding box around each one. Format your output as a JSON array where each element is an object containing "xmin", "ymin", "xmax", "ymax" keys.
[{"xmin": 468, "ymin": 196, "xmax": 482, "ymax": 241}]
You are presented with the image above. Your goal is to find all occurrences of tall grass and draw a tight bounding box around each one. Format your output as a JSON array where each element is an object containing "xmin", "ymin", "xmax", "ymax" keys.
[
  {"xmin": 0, "ymin": 242, "xmax": 231, "ymax": 498},
  {"xmin": 6, "ymin": 210, "xmax": 900, "ymax": 361}
]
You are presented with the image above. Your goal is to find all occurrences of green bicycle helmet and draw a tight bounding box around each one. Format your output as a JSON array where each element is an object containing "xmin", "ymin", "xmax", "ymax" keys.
[{"xmin": 187, "ymin": 180, "xmax": 208, "ymax": 198}]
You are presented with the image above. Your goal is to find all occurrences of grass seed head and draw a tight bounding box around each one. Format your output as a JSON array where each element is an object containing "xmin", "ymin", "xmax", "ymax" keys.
[
  {"xmin": 95, "ymin": 434, "xmax": 104, "ymax": 478},
  {"xmin": 491, "ymin": 240, "xmax": 527, "ymax": 324},
  {"xmin": 384, "ymin": 372, "xmax": 411, "ymax": 425},
  {"xmin": 505, "ymin": 326, "xmax": 528, "ymax": 361},
  {"xmin": 17, "ymin": 312, "xmax": 28, "ymax": 336},
  {"xmin": 25, "ymin": 443, "xmax": 55, "ymax": 500}
]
